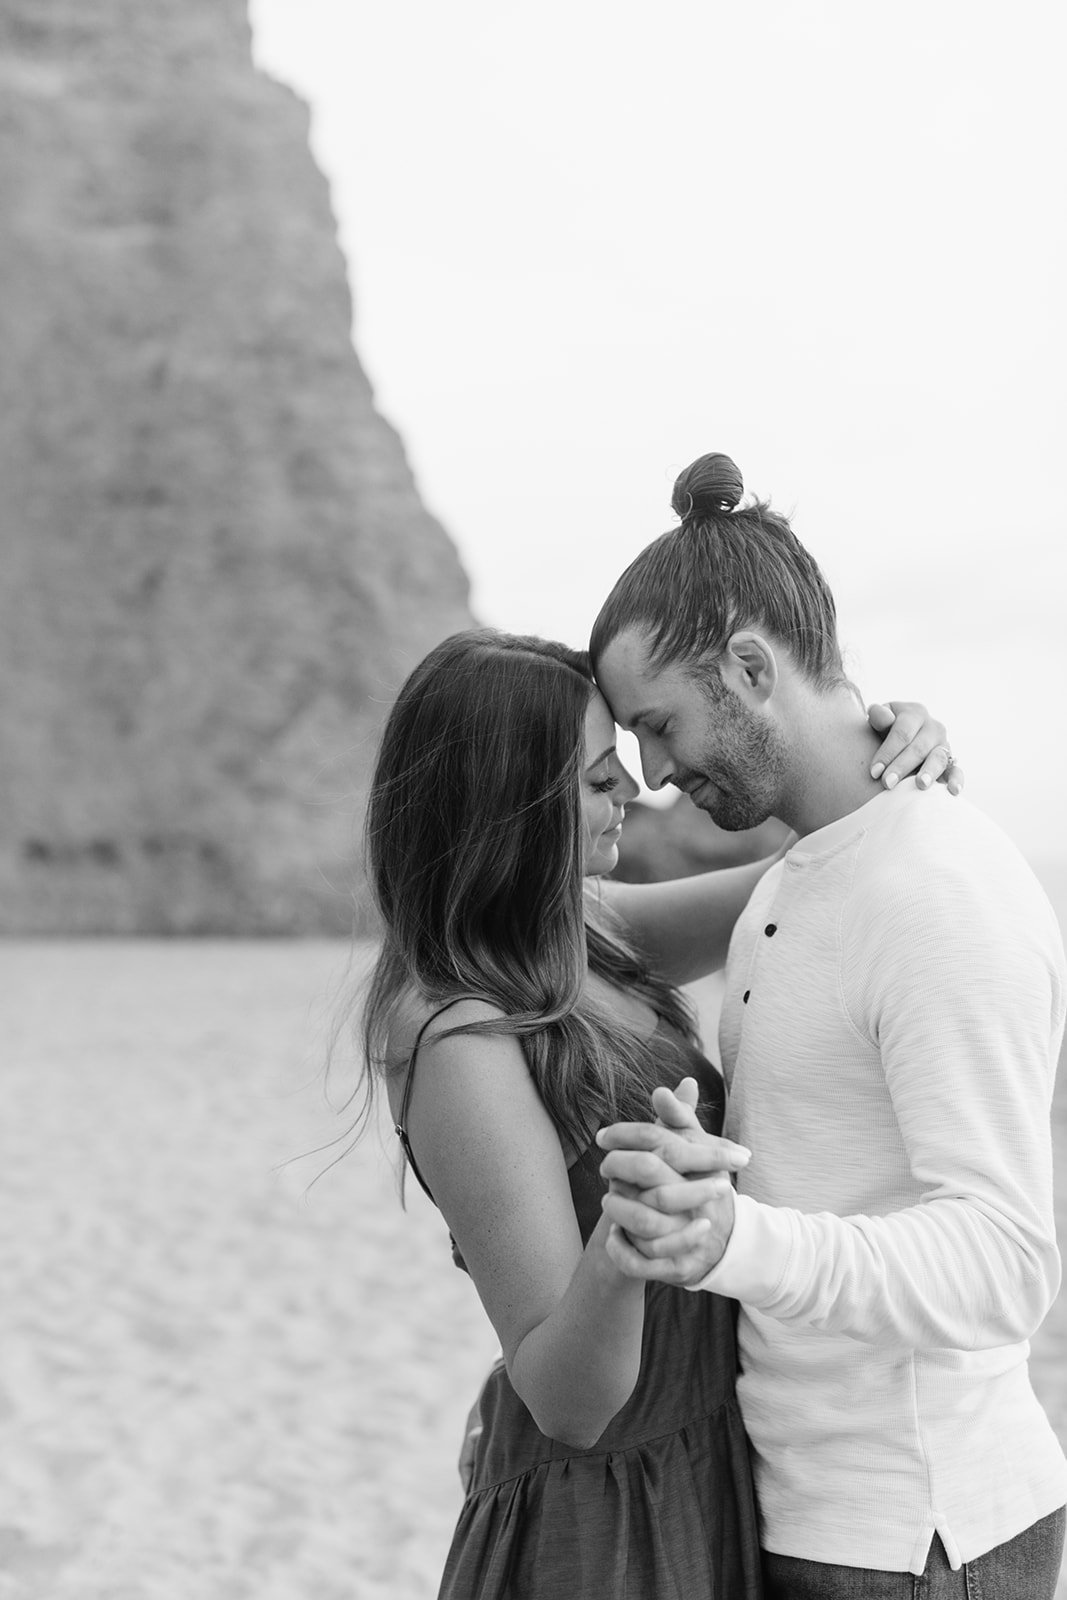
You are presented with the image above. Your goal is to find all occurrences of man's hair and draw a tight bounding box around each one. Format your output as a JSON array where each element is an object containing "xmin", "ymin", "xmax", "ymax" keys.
[{"xmin": 589, "ymin": 452, "xmax": 845, "ymax": 687}]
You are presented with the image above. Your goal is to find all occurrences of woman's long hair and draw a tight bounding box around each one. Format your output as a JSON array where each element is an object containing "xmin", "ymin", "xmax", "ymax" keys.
[{"xmin": 358, "ymin": 629, "xmax": 698, "ymax": 1158}]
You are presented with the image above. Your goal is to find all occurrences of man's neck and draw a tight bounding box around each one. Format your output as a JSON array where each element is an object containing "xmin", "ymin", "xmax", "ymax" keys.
[{"xmin": 777, "ymin": 687, "xmax": 887, "ymax": 839}]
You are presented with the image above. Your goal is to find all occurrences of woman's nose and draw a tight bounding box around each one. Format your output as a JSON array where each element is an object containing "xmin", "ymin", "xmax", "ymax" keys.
[{"xmin": 618, "ymin": 765, "xmax": 641, "ymax": 804}]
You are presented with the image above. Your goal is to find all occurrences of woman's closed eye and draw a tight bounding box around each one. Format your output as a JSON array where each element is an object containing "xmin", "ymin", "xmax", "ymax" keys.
[{"xmin": 591, "ymin": 776, "xmax": 620, "ymax": 794}]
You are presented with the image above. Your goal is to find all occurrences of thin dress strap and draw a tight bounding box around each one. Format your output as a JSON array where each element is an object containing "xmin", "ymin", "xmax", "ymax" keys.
[{"xmin": 395, "ymin": 996, "xmax": 475, "ymax": 1203}]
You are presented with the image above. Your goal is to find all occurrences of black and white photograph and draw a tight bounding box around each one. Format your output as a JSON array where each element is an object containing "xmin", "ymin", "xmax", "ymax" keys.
[{"xmin": 3, "ymin": 2, "xmax": 1066, "ymax": 1596}]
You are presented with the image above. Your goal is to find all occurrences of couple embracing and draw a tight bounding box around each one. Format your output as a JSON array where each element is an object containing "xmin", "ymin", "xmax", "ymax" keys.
[{"xmin": 358, "ymin": 453, "xmax": 1067, "ymax": 1598}]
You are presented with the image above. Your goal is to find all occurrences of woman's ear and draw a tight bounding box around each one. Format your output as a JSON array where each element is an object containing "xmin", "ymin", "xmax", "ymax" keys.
[{"xmin": 721, "ymin": 631, "xmax": 778, "ymax": 704}]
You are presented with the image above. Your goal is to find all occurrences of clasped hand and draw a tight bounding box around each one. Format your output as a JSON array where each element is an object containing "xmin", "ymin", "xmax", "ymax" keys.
[{"xmin": 595, "ymin": 1079, "xmax": 750, "ymax": 1287}]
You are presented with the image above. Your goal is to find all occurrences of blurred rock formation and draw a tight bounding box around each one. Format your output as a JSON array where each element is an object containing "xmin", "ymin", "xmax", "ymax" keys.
[{"xmin": 0, "ymin": 1, "xmax": 474, "ymax": 933}]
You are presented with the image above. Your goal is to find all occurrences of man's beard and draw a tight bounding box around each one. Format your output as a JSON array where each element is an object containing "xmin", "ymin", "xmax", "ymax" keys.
[{"xmin": 682, "ymin": 670, "xmax": 786, "ymax": 833}]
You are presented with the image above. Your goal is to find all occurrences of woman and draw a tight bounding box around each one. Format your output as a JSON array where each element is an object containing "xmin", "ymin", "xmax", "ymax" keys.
[{"xmin": 358, "ymin": 629, "xmax": 958, "ymax": 1600}]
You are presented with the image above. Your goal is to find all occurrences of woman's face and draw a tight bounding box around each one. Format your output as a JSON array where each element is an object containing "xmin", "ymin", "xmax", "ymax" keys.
[{"xmin": 581, "ymin": 690, "xmax": 640, "ymax": 876}]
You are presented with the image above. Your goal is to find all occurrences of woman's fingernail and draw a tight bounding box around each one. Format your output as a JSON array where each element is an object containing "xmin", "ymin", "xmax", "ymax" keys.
[
  {"xmin": 884, "ymin": 772, "xmax": 899, "ymax": 790},
  {"xmin": 916, "ymin": 773, "xmax": 931, "ymax": 789},
  {"xmin": 870, "ymin": 762, "xmax": 884, "ymax": 780}
]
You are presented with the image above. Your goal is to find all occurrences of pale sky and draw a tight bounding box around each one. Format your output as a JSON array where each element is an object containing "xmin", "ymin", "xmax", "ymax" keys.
[{"xmin": 248, "ymin": 0, "xmax": 1066, "ymax": 863}]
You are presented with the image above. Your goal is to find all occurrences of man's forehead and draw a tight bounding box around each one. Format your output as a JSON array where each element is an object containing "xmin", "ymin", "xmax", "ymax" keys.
[
  {"xmin": 595, "ymin": 630, "xmax": 664, "ymax": 724},
  {"xmin": 597, "ymin": 629, "xmax": 656, "ymax": 680}
]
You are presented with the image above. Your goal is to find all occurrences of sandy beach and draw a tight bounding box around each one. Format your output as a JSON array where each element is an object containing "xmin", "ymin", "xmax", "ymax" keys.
[{"xmin": 2, "ymin": 939, "xmax": 1065, "ymax": 1599}]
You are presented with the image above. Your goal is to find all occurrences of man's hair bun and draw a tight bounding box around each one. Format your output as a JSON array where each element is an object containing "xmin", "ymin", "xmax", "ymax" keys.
[{"xmin": 671, "ymin": 453, "xmax": 744, "ymax": 521}]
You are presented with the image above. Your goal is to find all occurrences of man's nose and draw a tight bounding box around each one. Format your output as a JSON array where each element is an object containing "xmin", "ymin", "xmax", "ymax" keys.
[{"xmin": 639, "ymin": 741, "xmax": 674, "ymax": 791}]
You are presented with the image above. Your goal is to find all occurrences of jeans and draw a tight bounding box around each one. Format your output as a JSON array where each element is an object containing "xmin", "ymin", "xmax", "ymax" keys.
[{"xmin": 761, "ymin": 1506, "xmax": 1067, "ymax": 1599}]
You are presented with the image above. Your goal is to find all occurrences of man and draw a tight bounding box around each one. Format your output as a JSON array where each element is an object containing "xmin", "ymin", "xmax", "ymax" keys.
[{"xmin": 591, "ymin": 452, "xmax": 1067, "ymax": 1597}]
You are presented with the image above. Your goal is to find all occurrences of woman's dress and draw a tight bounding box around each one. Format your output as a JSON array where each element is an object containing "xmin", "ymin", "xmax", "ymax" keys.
[{"xmin": 397, "ymin": 1014, "xmax": 763, "ymax": 1600}]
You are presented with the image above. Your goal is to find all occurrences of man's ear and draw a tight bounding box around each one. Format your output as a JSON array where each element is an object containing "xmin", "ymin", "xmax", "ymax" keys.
[{"xmin": 721, "ymin": 631, "xmax": 778, "ymax": 704}]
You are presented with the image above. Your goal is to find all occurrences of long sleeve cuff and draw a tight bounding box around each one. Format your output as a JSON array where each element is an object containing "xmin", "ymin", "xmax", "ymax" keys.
[{"xmin": 684, "ymin": 1193, "xmax": 795, "ymax": 1302}]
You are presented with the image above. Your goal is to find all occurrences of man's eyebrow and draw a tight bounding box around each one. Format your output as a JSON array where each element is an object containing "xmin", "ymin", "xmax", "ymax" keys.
[{"xmin": 584, "ymin": 744, "xmax": 616, "ymax": 771}]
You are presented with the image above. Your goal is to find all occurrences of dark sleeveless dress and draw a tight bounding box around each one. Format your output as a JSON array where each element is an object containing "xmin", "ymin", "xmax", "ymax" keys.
[{"xmin": 397, "ymin": 1009, "xmax": 764, "ymax": 1600}]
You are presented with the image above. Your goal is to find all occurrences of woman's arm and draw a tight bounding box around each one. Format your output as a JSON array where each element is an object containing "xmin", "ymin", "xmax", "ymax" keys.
[
  {"xmin": 598, "ymin": 853, "xmax": 785, "ymax": 987},
  {"xmin": 396, "ymin": 1000, "xmax": 711, "ymax": 1449}
]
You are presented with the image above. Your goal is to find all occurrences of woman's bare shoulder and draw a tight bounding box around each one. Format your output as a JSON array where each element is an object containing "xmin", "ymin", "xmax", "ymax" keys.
[{"xmin": 383, "ymin": 988, "xmax": 508, "ymax": 1069}]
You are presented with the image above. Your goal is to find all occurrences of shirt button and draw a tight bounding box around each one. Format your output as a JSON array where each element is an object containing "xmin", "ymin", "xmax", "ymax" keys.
[
  {"xmin": 743, "ymin": 990, "xmax": 751, "ymax": 1004},
  {"xmin": 764, "ymin": 923, "xmax": 777, "ymax": 937}
]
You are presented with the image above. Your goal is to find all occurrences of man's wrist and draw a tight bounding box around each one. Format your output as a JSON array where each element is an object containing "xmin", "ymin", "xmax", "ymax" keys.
[
  {"xmin": 678, "ymin": 1189, "xmax": 735, "ymax": 1286},
  {"xmin": 683, "ymin": 1191, "xmax": 790, "ymax": 1296}
]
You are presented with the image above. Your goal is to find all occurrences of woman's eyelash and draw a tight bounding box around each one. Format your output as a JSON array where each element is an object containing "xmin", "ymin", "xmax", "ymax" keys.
[{"xmin": 591, "ymin": 776, "xmax": 620, "ymax": 794}]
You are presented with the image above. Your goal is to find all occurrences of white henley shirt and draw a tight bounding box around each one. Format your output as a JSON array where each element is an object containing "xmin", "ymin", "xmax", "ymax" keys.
[{"xmin": 693, "ymin": 780, "xmax": 1067, "ymax": 1573}]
